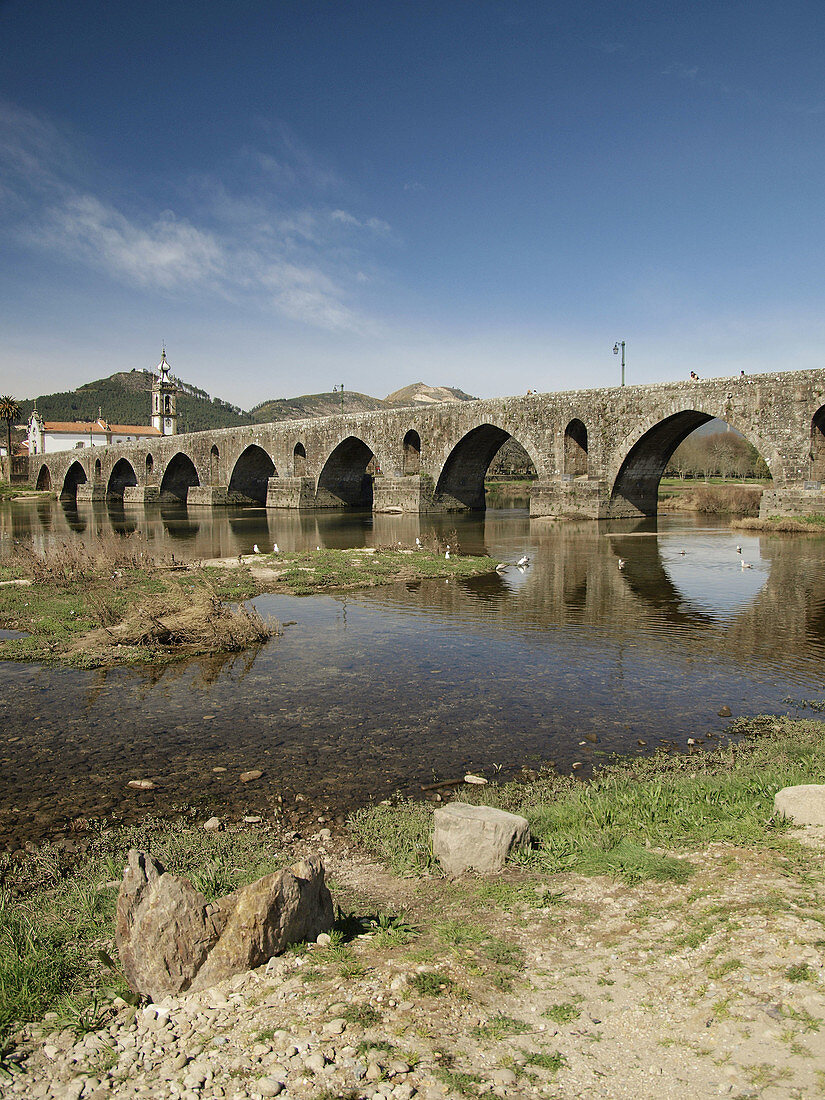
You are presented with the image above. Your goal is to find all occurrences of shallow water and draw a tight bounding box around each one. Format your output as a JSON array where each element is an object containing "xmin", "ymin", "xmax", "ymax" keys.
[{"xmin": 1, "ymin": 498, "xmax": 824, "ymax": 849}]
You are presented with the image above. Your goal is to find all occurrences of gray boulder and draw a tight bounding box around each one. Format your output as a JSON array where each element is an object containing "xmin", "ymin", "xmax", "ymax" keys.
[
  {"xmin": 774, "ymin": 784, "xmax": 825, "ymax": 826},
  {"xmin": 115, "ymin": 849, "xmax": 334, "ymax": 1000},
  {"xmin": 433, "ymin": 802, "xmax": 530, "ymax": 877}
]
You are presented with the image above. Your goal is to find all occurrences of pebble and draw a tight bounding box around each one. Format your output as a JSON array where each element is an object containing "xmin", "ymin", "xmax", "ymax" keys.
[
  {"xmin": 203, "ymin": 817, "xmax": 222, "ymax": 831},
  {"xmin": 239, "ymin": 770, "xmax": 263, "ymax": 783}
]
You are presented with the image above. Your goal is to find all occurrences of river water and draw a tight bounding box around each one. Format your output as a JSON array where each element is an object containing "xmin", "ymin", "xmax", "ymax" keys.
[{"xmin": 2, "ymin": 496, "xmax": 825, "ymax": 850}]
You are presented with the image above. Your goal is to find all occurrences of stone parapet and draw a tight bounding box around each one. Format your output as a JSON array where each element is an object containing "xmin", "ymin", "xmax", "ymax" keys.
[{"xmin": 187, "ymin": 485, "xmax": 229, "ymax": 507}]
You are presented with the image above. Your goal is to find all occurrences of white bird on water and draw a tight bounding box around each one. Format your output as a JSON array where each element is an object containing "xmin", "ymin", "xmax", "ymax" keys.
[
  {"xmin": 495, "ymin": 562, "xmax": 509, "ymax": 573},
  {"xmin": 736, "ymin": 545, "xmax": 742, "ymax": 554},
  {"xmin": 517, "ymin": 555, "xmax": 530, "ymax": 567},
  {"xmin": 741, "ymin": 560, "xmax": 753, "ymax": 569},
  {"xmin": 618, "ymin": 557, "xmax": 626, "ymax": 570},
  {"xmin": 273, "ymin": 543, "xmax": 279, "ymax": 554},
  {"xmin": 253, "ymin": 544, "xmax": 261, "ymax": 554}
]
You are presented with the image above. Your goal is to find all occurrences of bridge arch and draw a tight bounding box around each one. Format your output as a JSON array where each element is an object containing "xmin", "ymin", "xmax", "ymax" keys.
[
  {"xmin": 293, "ymin": 441, "xmax": 307, "ymax": 477},
  {"xmin": 145, "ymin": 453, "xmax": 154, "ymax": 480},
  {"xmin": 564, "ymin": 419, "xmax": 588, "ymax": 477},
  {"xmin": 60, "ymin": 460, "xmax": 87, "ymax": 500},
  {"xmin": 403, "ymin": 430, "xmax": 421, "ymax": 475},
  {"xmin": 35, "ymin": 464, "xmax": 52, "ymax": 492},
  {"xmin": 94, "ymin": 457, "xmax": 102, "ymax": 482},
  {"xmin": 160, "ymin": 452, "xmax": 201, "ymax": 502},
  {"xmin": 811, "ymin": 407, "xmax": 825, "ymax": 483},
  {"xmin": 228, "ymin": 444, "xmax": 276, "ymax": 504},
  {"xmin": 316, "ymin": 436, "xmax": 375, "ymax": 508},
  {"xmin": 435, "ymin": 423, "xmax": 537, "ymax": 510},
  {"xmin": 107, "ymin": 458, "xmax": 138, "ymax": 500},
  {"xmin": 608, "ymin": 410, "xmax": 776, "ymax": 518}
]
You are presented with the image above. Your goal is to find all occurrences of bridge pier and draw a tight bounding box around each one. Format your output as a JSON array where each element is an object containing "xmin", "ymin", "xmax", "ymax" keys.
[
  {"xmin": 373, "ymin": 475, "xmax": 428, "ymax": 513},
  {"xmin": 187, "ymin": 486, "xmax": 229, "ymax": 506},
  {"xmin": 529, "ymin": 478, "xmax": 609, "ymax": 519},
  {"xmin": 75, "ymin": 484, "xmax": 106, "ymax": 503},
  {"xmin": 760, "ymin": 485, "xmax": 825, "ymax": 519},
  {"xmin": 266, "ymin": 476, "xmax": 317, "ymax": 509},
  {"xmin": 123, "ymin": 485, "xmax": 160, "ymax": 504}
]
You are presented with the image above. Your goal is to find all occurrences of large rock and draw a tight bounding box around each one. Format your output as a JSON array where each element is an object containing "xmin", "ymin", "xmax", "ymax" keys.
[
  {"xmin": 433, "ymin": 802, "xmax": 530, "ymax": 877},
  {"xmin": 115, "ymin": 849, "xmax": 333, "ymax": 1000},
  {"xmin": 774, "ymin": 784, "xmax": 825, "ymax": 826}
]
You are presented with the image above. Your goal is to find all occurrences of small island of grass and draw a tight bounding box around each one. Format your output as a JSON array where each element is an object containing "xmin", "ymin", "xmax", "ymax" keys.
[{"xmin": 0, "ymin": 537, "xmax": 500, "ymax": 668}]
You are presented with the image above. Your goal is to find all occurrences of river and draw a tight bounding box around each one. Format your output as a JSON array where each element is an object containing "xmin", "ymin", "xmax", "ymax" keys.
[{"xmin": 1, "ymin": 496, "xmax": 824, "ymax": 851}]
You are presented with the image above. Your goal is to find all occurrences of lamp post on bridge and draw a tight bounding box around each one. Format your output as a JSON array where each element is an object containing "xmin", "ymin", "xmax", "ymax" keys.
[{"xmin": 613, "ymin": 341, "xmax": 626, "ymax": 387}]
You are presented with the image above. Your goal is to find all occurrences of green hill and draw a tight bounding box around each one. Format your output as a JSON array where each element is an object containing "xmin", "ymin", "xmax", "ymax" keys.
[
  {"xmin": 17, "ymin": 374, "xmax": 479, "ymax": 435},
  {"xmin": 18, "ymin": 372, "xmax": 253, "ymax": 434}
]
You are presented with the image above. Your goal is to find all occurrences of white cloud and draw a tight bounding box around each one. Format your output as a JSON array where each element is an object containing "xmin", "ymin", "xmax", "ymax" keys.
[
  {"xmin": 0, "ymin": 99, "xmax": 391, "ymax": 335},
  {"xmin": 34, "ymin": 195, "xmax": 225, "ymax": 289}
]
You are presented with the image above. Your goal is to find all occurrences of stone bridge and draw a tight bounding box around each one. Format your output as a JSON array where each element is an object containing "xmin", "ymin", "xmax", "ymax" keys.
[{"xmin": 29, "ymin": 369, "xmax": 825, "ymax": 519}]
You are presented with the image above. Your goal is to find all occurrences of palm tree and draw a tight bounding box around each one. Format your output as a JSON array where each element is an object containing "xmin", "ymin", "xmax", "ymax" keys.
[{"xmin": 0, "ymin": 396, "xmax": 20, "ymax": 465}]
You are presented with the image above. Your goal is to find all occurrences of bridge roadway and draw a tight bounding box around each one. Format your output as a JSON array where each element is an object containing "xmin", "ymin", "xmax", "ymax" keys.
[{"xmin": 30, "ymin": 369, "xmax": 825, "ymax": 519}]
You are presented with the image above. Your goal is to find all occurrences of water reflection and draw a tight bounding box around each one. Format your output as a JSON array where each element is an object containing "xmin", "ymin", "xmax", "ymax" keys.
[{"xmin": 1, "ymin": 498, "xmax": 825, "ymax": 848}]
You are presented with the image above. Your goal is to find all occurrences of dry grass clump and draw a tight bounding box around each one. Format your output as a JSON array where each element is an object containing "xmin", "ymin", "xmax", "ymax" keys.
[
  {"xmin": 685, "ymin": 484, "xmax": 762, "ymax": 515},
  {"xmin": 71, "ymin": 586, "xmax": 272, "ymax": 658},
  {"xmin": 11, "ymin": 532, "xmax": 173, "ymax": 584},
  {"xmin": 735, "ymin": 514, "xmax": 825, "ymax": 533}
]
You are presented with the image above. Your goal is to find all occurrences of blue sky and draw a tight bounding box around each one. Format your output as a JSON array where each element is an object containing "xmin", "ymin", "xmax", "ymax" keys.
[{"xmin": 1, "ymin": 1, "xmax": 823, "ymax": 408}]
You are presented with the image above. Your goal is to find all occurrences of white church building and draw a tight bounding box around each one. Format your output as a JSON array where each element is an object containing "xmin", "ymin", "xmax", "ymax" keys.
[{"xmin": 26, "ymin": 351, "xmax": 178, "ymax": 455}]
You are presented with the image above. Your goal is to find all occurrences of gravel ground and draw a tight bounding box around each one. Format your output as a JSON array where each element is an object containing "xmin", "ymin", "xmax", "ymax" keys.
[{"xmin": 7, "ymin": 832, "xmax": 825, "ymax": 1100}]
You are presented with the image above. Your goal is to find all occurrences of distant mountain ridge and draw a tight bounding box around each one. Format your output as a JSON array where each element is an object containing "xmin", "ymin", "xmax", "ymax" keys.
[
  {"xmin": 17, "ymin": 373, "xmax": 478, "ymax": 433},
  {"xmin": 384, "ymin": 382, "xmax": 477, "ymax": 406}
]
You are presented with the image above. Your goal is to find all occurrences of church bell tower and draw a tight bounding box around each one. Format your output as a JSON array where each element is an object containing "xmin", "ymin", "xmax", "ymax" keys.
[{"xmin": 151, "ymin": 348, "xmax": 178, "ymax": 435}]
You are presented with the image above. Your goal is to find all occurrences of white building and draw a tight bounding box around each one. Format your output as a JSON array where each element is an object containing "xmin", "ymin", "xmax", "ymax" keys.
[
  {"xmin": 26, "ymin": 413, "xmax": 161, "ymax": 455},
  {"xmin": 27, "ymin": 349, "xmax": 179, "ymax": 454}
]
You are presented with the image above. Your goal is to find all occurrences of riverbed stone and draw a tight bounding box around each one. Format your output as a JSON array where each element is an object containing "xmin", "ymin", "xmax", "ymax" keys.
[
  {"xmin": 774, "ymin": 784, "xmax": 825, "ymax": 825},
  {"xmin": 432, "ymin": 802, "xmax": 530, "ymax": 876},
  {"xmin": 116, "ymin": 850, "xmax": 334, "ymax": 998}
]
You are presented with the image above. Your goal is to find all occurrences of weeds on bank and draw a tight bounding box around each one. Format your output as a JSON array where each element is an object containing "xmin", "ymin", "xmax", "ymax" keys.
[
  {"xmin": 0, "ymin": 818, "xmax": 291, "ymax": 1051},
  {"xmin": 258, "ymin": 545, "xmax": 498, "ymax": 596},
  {"xmin": 349, "ymin": 716, "xmax": 825, "ymax": 883},
  {"xmin": 0, "ymin": 536, "xmax": 271, "ymax": 667},
  {"xmin": 472, "ymin": 1013, "xmax": 531, "ymax": 1040}
]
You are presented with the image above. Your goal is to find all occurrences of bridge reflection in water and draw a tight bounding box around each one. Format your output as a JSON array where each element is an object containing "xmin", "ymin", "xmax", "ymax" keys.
[{"xmin": 1, "ymin": 498, "xmax": 824, "ymax": 848}]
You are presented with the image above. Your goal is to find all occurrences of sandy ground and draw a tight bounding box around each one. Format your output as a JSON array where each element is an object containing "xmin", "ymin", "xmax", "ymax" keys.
[{"xmin": 9, "ymin": 827, "xmax": 825, "ymax": 1100}]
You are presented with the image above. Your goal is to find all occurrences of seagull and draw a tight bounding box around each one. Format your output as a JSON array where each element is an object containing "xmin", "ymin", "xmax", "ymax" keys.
[
  {"xmin": 273, "ymin": 543, "xmax": 279, "ymax": 553},
  {"xmin": 445, "ymin": 548, "xmax": 450, "ymax": 560},
  {"xmin": 415, "ymin": 537, "xmax": 421, "ymax": 548},
  {"xmin": 253, "ymin": 544, "xmax": 261, "ymax": 554},
  {"xmin": 736, "ymin": 545, "xmax": 742, "ymax": 554},
  {"xmin": 495, "ymin": 562, "xmax": 509, "ymax": 573},
  {"xmin": 517, "ymin": 555, "xmax": 529, "ymax": 567},
  {"xmin": 618, "ymin": 558, "xmax": 626, "ymax": 570},
  {"xmin": 741, "ymin": 560, "xmax": 753, "ymax": 569},
  {"xmin": 679, "ymin": 550, "xmax": 686, "ymax": 555}
]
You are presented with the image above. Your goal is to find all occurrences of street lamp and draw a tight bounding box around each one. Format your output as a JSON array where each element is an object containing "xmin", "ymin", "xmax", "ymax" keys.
[{"xmin": 613, "ymin": 341, "xmax": 626, "ymax": 387}]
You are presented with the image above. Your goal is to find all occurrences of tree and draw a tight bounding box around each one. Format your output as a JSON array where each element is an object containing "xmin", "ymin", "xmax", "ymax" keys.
[{"xmin": 0, "ymin": 395, "xmax": 20, "ymax": 463}]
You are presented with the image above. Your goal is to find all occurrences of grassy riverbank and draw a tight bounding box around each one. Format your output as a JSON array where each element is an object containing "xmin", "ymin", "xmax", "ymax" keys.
[
  {"xmin": 735, "ymin": 513, "xmax": 825, "ymax": 533},
  {"xmin": 658, "ymin": 480, "xmax": 764, "ymax": 515},
  {"xmin": 1, "ymin": 713, "xmax": 824, "ymax": 1073},
  {"xmin": 0, "ymin": 537, "xmax": 499, "ymax": 667}
]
